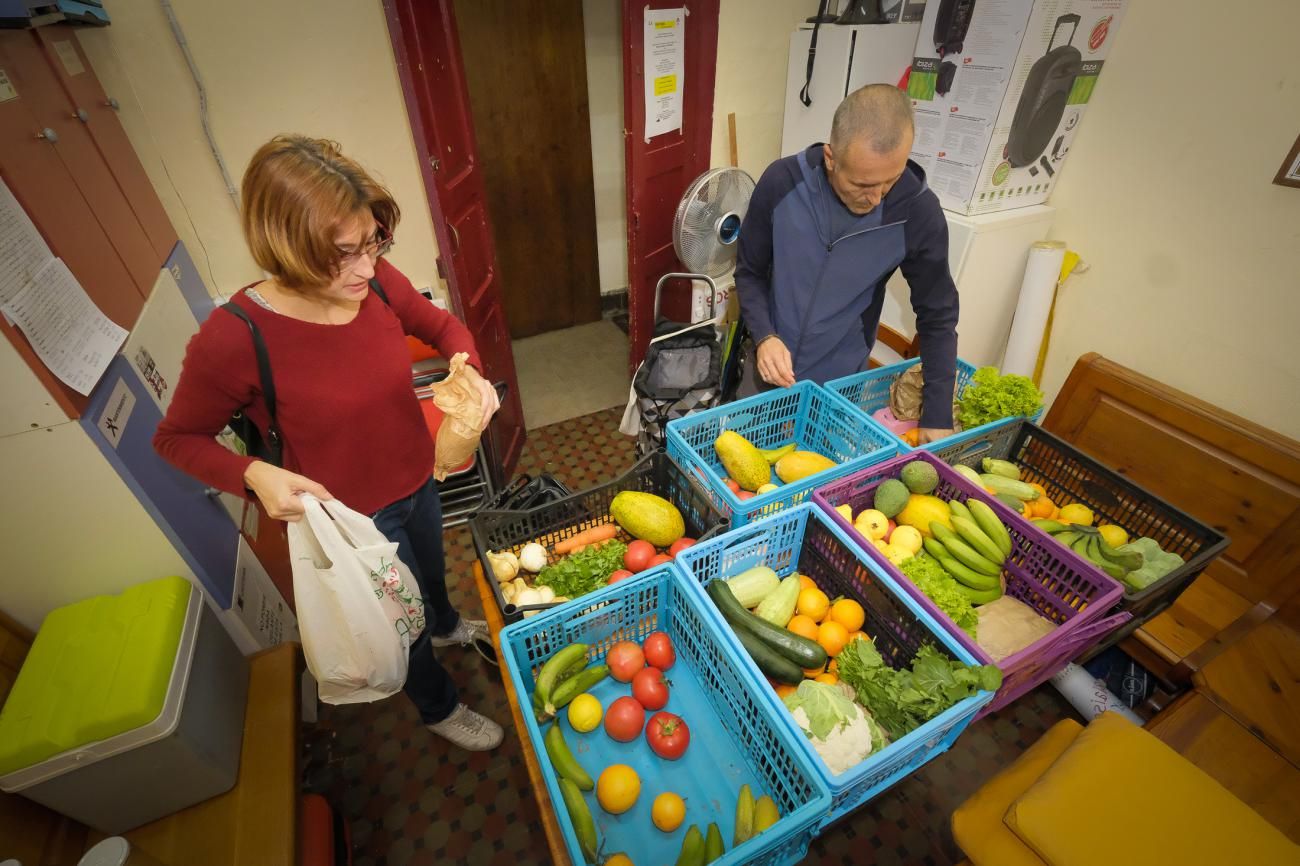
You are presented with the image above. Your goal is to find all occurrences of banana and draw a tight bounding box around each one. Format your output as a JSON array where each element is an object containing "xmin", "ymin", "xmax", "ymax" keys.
[
  {"xmin": 956, "ymin": 582, "xmax": 1003, "ymax": 604},
  {"xmin": 1078, "ymin": 536, "xmax": 1126, "ymax": 579},
  {"xmin": 535, "ymin": 643, "xmax": 588, "ymax": 709},
  {"xmin": 931, "ymin": 523, "xmax": 1002, "ymax": 576},
  {"xmin": 981, "ymin": 458, "xmax": 1022, "ymax": 480},
  {"xmin": 1052, "ymin": 530, "xmax": 1082, "ymax": 548},
  {"xmin": 968, "ymin": 498, "xmax": 1013, "ymax": 558},
  {"xmin": 734, "ymin": 785, "xmax": 755, "ymax": 846},
  {"xmin": 1069, "ymin": 534, "xmax": 1095, "ymax": 559},
  {"xmin": 1098, "ymin": 536, "xmax": 1143, "ymax": 571},
  {"xmin": 952, "ymin": 515, "xmax": 1006, "ymax": 566},
  {"xmin": 544, "ymin": 722, "xmax": 593, "ymax": 791},
  {"xmin": 924, "ymin": 538, "xmax": 1001, "ymax": 590},
  {"xmin": 947, "ymin": 498, "xmax": 973, "ymax": 524},
  {"xmin": 1031, "ymin": 518, "xmax": 1069, "ymax": 534}
]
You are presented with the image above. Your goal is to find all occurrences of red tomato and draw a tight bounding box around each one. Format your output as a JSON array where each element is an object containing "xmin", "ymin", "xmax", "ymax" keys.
[
  {"xmin": 604, "ymin": 696, "xmax": 645, "ymax": 742},
  {"xmin": 724, "ymin": 478, "xmax": 741, "ymax": 494},
  {"xmin": 737, "ymin": 491, "xmax": 755, "ymax": 501},
  {"xmin": 645, "ymin": 711, "xmax": 690, "ymax": 760},
  {"xmin": 668, "ymin": 538, "xmax": 697, "ymax": 557},
  {"xmin": 624, "ymin": 540, "xmax": 656, "ymax": 573},
  {"xmin": 606, "ymin": 641, "xmax": 645, "ymax": 682},
  {"xmin": 648, "ymin": 553, "xmax": 673, "ymax": 567},
  {"xmin": 607, "ymin": 569, "xmax": 635, "ymax": 584},
  {"xmin": 631, "ymin": 666, "xmax": 669, "ymax": 710},
  {"xmin": 643, "ymin": 631, "xmax": 675, "ymax": 671}
]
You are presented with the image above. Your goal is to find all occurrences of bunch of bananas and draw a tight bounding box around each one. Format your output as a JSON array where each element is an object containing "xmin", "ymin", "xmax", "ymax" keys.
[
  {"xmin": 922, "ymin": 498, "xmax": 1011, "ymax": 605},
  {"xmin": 1031, "ymin": 519, "xmax": 1144, "ymax": 581}
]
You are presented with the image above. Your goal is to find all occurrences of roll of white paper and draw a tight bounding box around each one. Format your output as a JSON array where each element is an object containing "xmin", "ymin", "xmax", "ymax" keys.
[
  {"xmin": 1049, "ymin": 663, "xmax": 1144, "ymax": 726},
  {"xmin": 1000, "ymin": 240, "xmax": 1066, "ymax": 378}
]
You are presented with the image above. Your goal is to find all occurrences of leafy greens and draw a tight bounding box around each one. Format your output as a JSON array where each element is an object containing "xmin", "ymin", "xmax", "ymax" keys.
[
  {"xmin": 835, "ymin": 637, "xmax": 1001, "ymax": 740},
  {"xmin": 957, "ymin": 366, "xmax": 1044, "ymax": 429},
  {"xmin": 898, "ymin": 553, "xmax": 979, "ymax": 639},
  {"xmin": 536, "ymin": 540, "xmax": 628, "ymax": 599}
]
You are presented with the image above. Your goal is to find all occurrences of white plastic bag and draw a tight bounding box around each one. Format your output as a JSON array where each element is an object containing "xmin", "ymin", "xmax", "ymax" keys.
[{"xmin": 288, "ymin": 495, "xmax": 426, "ymax": 704}]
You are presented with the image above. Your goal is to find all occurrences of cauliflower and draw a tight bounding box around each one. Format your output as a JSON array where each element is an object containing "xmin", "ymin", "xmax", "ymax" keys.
[{"xmin": 783, "ymin": 681, "xmax": 890, "ymax": 775}]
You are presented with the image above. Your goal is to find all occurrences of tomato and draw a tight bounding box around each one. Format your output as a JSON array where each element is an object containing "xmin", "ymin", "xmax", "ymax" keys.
[
  {"xmin": 737, "ymin": 491, "xmax": 755, "ymax": 501},
  {"xmin": 724, "ymin": 478, "xmax": 741, "ymax": 494},
  {"xmin": 624, "ymin": 540, "xmax": 656, "ymax": 573},
  {"xmin": 631, "ymin": 666, "xmax": 669, "ymax": 710},
  {"xmin": 607, "ymin": 641, "xmax": 645, "ymax": 682},
  {"xmin": 643, "ymin": 631, "xmax": 675, "ymax": 671},
  {"xmin": 645, "ymin": 711, "xmax": 690, "ymax": 760},
  {"xmin": 648, "ymin": 553, "xmax": 673, "ymax": 567},
  {"xmin": 607, "ymin": 569, "xmax": 635, "ymax": 584},
  {"xmin": 668, "ymin": 538, "xmax": 697, "ymax": 557},
  {"xmin": 604, "ymin": 696, "xmax": 645, "ymax": 742}
]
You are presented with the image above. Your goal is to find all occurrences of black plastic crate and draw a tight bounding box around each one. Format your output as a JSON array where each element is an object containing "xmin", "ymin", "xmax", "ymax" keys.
[
  {"xmin": 469, "ymin": 449, "xmax": 729, "ymax": 622},
  {"xmin": 930, "ymin": 418, "xmax": 1229, "ymax": 656}
]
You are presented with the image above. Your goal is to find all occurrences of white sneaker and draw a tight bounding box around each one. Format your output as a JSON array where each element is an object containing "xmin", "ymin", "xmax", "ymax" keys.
[
  {"xmin": 428, "ymin": 617, "xmax": 489, "ymax": 647},
  {"xmin": 427, "ymin": 703, "xmax": 504, "ymax": 751}
]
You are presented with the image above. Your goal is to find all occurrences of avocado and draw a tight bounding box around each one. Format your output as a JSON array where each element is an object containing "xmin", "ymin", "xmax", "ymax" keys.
[
  {"xmin": 873, "ymin": 479, "xmax": 910, "ymax": 518},
  {"xmin": 900, "ymin": 460, "xmax": 940, "ymax": 494}
]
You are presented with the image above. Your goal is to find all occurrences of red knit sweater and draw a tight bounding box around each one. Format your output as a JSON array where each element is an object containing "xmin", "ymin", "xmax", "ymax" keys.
[{"xmin": 154, "ymin": 259, "xmax": 481, "ymax": 515}]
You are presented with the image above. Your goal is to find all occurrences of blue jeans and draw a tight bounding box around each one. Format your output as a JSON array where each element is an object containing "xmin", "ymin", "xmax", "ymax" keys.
[{"xmin": 371, "ymin": 475, "xmax": 459, "ymax": 724}]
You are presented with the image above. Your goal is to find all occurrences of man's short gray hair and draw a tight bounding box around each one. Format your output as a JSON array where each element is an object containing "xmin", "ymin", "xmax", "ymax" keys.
[{"xmin": 829, "ymin": 84, "xmax": 915, "ymax": 155}]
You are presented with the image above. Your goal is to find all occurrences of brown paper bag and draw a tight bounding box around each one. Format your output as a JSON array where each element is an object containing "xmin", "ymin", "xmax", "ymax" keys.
[{"xmin": 430, "ymin": 353, "xmax": 487, "ymax": 481}]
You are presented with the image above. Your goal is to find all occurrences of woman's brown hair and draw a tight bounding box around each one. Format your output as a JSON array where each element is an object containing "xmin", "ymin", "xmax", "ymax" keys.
[{"xmin": 241, "ymin": 135, "xmax": 400, "ymax": 289}]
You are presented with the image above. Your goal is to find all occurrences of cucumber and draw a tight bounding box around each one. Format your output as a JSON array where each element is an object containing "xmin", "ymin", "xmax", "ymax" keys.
[
  {"xmin": 707, "ymin": 580, "xmax": 828, "ymax": 670},
  {"xmin": 981, "ymin": 458, "xmax": 1021, "ymax": 480},
  {"xmin": 725, "ymin": 566, "xmax": 780, "ymax": 609},
  {"xmin": 558, "ymin": 777, "xmax": 598, "ymax": 863},
  {"xmin": 734, "ymin": 627, "xmax": 803, "ymax": 685},
  {"xmin": 753, "ymin": 573, "xmax": 801, "ymax": 627},
  {"xmin": 980, "ymin": 474, "xmax": 1039, "ymax": 500},
  {"xmin": 544, "ymin": 723, "xmax": 592, "ymax": 791},
  {"xmin": 546, "ymin": 664, "xmax": 609, "ymax": 716},
  {"xmin": 995, "ymin": 493, "xmax": 1026, "ymax": 511}
]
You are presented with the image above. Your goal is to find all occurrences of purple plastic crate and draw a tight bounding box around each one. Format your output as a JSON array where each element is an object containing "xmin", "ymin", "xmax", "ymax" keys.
[{"xmin": 812, "ymin": 450, "xmax": 1130, "ymax": 713}]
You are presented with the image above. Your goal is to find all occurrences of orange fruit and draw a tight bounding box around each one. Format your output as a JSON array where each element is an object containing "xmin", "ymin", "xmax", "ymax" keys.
[
  {"xmin": 827, "ymin": 598, "xmax": 866, "ymax": 632},
  {"xmin": 604, "ymin": 856, "xmax": 635, "ymax": 866},
  {"xmin": 786, "ymin": 614, "xmax": 819, "ymax": 641},
  {"xmin": 797, "ymin": 587, "xmax": 831, "ymax": 622},
  {"xmin": 816, "ymin": 620, "xmax": 850, "ymax": 658},
  {"xmin": 814, "ymin": 672, "xmax": 839, "ymax": 686},
  {"xmin": 902, "ymin": 428, "xmax": 920, "ymax": 446},
  {"xmin": 798, "ymin": 574, "xmax": 817, "ymax": 591},
  {"xmin": 803, "ymin": 664, "xmax": 826, "ymax": 678},
  {"xmin": 1028, "ymin": 482, "xmax": 1047, "ymax": 497},
  {"xmin": 827, "ymin": 658, "xmax": 839, "ymax": 674},
  {"xmin": 845, "ymin": 630, "xmax": 869, "ymax": 645},
  {"xmin": 651, "ymin": 792, "xmax": 686, "ymax": 832},
  {"xmin": 773, "ymin": 682, "xmax": 797, "ymax": 699},
  {"xmin": 1031, "ymin": 496, "xmax": 1056, "ymax": 519},
  {"xmin": 596, "ymin": 765, "xmax": 640, "ymax": 814}
]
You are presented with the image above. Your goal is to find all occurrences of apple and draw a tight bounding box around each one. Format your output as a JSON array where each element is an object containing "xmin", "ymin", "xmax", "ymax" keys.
[
  {"xmin": 854, "ymin": 509, "xmax": 889, "ymax": 540},
  {"xmin": 890, "ymin": 525, "xmax": 923, "ymax": 556}
]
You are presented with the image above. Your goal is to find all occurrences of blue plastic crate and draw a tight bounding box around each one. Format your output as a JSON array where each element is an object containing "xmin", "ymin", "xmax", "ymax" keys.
[
  {"xmin": 665, "ymin": 381, "xmax": 897, "ymax": 529},
  {"xmin": 499, "ymin": 564, "xmax": 831, "ymax": 866},
  {"xmin": 675, "ymin": 505, "xmax": 995, "ymax": 827},
  {"xmin": 826, "ymin": 358, "xmax": 1044, "ymax": 453}
]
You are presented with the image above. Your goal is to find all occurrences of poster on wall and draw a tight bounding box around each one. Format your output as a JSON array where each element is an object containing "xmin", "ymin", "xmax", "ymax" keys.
[{"xmin": 643, "ymin": 7, "xmax": 685, "ymax": 139}]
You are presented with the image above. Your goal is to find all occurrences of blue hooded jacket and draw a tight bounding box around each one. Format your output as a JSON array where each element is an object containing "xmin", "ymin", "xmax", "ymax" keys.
[{"xmin": 735, "ymin": 143, "xmax": 959, "ymax": 428}]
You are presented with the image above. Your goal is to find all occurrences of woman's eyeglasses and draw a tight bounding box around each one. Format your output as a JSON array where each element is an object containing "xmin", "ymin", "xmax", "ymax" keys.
[{"xmin": 337, "ymin": 224, "xmax": 394, "ymax": 269}]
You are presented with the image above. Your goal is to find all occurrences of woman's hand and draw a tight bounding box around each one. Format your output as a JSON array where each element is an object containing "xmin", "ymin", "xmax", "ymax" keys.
[
  {"xmin": 472, "ymin": 373, "xmax": 500, "ymax": 429},
  {"xmin": 243, "ymin": 461, "xmax": 332, "ymax": 521}
]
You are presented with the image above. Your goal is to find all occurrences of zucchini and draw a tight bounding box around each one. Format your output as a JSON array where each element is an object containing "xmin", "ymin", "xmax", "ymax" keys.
[
  {"xmin": 980, "ymin": 474, "xmax": 1039, "ymax": 500},
  {"xmin": 753, "ymin": 573, "xmax": 801, "ymax": 627},
  {"xmin": 734, "ymin": 627, "xmax": 803, "ymax": 684},
  {"xmin": 725, "ymin": 566, "xmax": 780, "ymax": 608},
  {"xmin": 707, "ymin": 580, "xmax": 828, "ymax": 670}
]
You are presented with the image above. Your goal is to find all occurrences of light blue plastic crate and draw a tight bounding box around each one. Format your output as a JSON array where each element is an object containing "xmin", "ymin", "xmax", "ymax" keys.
[
  {"xmin": 675, "ymin": 504, "xmax": 995, "ymax": 827},
  {"xmin": 664, "ymin": 381, "xmax": 897, "ymax": 529},
  {"xmin": 825, "ymin": 358, "xmax": 1044, "ymax": 453},
  {"xmin": 499, "ymin": 564, "xmax": 831, "ymax": 866}
]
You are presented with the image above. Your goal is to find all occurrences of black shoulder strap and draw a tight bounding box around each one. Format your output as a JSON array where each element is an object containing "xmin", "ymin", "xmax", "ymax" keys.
[
  {"xmin": 368, "ymin": 277, "xmax": 390, "ymax": 306},
  {"xmin": 221, "ymin": 301, "xmax": 283, "ymax": 463},
  {"xmin": 799, "ymin": 0, "xmax": 830, "ymax": 107}
]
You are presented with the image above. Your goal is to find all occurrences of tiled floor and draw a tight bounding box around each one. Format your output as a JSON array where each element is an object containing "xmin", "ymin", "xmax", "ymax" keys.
[{"xmin": 305, "ymin": 407, "xmax": 1078, "ymax": 865}]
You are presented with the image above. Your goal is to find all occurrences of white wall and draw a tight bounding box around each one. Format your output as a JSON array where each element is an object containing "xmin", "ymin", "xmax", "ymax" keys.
[
  {"xmin": 1040, "ymin": 0, "xmax": 1300, "ymax": 439},
  {"xmin": 710, "ymin": 0, "xmax": 805, "ymax": 178},
  {"xmin": 583, "ymin": 0, "xmax": 628, "ymax": 295},
  {"xmin": 75, "ymin": 0, "xmax": 442, "ymax": 299}
]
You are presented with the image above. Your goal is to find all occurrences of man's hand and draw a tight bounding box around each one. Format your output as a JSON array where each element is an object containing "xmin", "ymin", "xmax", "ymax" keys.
[
  {"xmin": 916, "ymin": 427, "xmax": 954, "ymax": 445},
  {"xmin": 244, "ymin": 461, "xmax": 332, "ymax": 522},
  {"xmin": 756, "ymin": 336, "xmax": 796, "ymax": 388}
]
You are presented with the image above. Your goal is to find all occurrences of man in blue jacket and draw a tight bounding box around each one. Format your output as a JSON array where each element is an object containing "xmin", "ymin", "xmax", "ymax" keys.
[{"xmin": 735, "ymin": 84, "xmax": 958, "ymax": 441}]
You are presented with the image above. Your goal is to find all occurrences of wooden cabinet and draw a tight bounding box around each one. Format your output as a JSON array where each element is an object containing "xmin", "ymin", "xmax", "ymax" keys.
[{"xmin": 0, "ymin": 25, "xmax": 177, "ymax": 418}]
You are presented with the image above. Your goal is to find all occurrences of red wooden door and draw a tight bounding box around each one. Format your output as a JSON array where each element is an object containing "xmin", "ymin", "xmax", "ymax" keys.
[
  {"xmin": 383, "ymin": 0, "xmax": 525, "ymax": 480},
  {"xmin": 622, "ymin": 0, "xmax": 720, "ymax": 372}
]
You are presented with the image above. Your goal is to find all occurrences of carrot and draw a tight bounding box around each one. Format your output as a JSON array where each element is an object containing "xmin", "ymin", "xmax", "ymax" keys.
[{"xmin": 553, "ymin": 524, "xmax": 618, "ymax": 556}]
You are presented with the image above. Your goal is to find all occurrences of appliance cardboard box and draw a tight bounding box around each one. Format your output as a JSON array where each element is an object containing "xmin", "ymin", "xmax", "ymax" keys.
[{"xmin": 906, "ymin": 0, "xmax": 1128, "ymax": 215}]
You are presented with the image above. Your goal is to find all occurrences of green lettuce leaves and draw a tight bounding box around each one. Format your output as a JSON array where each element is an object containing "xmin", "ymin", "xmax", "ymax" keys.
[
  {"xmin": 898, "ymin": 553, "xmax": 979, "ymax": 639},
  {"xmin": 957, "ymin": 367, "xmax": 1044, "ymax": 429}
]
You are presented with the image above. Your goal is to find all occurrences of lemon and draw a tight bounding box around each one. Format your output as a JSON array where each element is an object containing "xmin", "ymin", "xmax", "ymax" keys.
[
  {"xmin": 1059, "ymin": 503, "xmax": 1095, "ymax": 526},
  {"xmin": 567, "ymin": 694, "xmax": 602, "ymax": 733},
  {"xmin": 1098, "ymin": 524, "xmax": 1129, "ymax": 547},
  {"xmin": 604, "ymin": 855, "xmax": 635, "ymax": 866},
  {"xmin": 597, "ymin": 764, "xmax": 641, "ymax": 814},
  {"xmin": 651, "ymin": 791, "xmax": 685, "ymax": 832}
]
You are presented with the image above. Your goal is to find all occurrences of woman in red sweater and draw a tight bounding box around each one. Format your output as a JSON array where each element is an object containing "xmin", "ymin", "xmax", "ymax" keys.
[{"xmin": 155, "ymin": 135, "xmax": 503, "ymax": 751}]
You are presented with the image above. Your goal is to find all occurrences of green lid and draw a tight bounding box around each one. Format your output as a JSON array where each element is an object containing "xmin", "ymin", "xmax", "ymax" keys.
[{"xmin": 0, "ymin": 576, "xmax": 192, "ymax": 777}]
